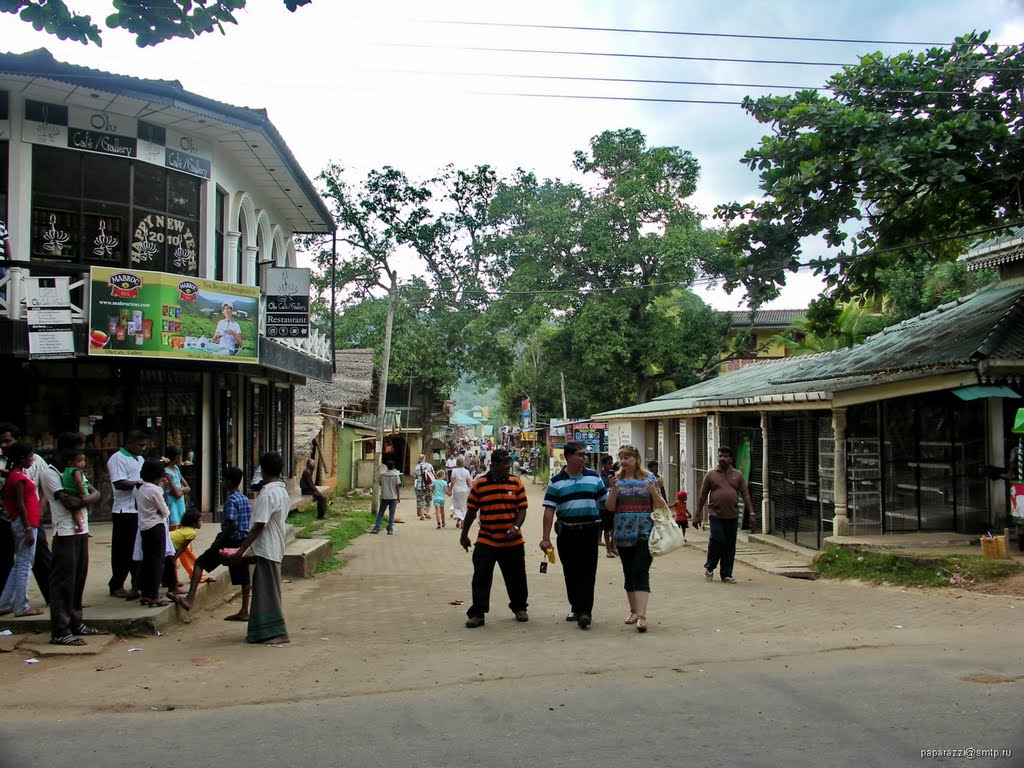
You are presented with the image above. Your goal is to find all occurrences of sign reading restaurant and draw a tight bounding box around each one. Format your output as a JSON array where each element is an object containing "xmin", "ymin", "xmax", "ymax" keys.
[{"xmin": 21, "ymin": 98, "xmax": 212, "ymax": 179}]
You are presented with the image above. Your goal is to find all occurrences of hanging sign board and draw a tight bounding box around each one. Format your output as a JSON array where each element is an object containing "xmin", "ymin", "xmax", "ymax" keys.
[
  {"xmin": 264, "ymin": 267, "xmax": 310, "ymax": 339},
  {"xmin": 25, "ymin": 275, "xmax": 75, "ymax": 359}
]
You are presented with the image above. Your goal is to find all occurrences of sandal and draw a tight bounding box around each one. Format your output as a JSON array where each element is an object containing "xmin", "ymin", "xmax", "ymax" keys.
[
  {"xmin": 73, "ymin": 625, "xmax": 106, "ymax": 635},
  {"xmin": 15, "ymin": 608, "xmax": 44, "ymax": 617},
  {"xmin": 636, "ymin": 616, "xmax": 648, "ymax": 633},
  {"xmin": 168, "ymin": 594, "xmax": 191, "ymax": 612},
  {"xmin": 140, "ymin": 599, "xmax": 169, "ymax": 607},
  {"xmin": 50, "ymin": 634, "xmax": 86, "ymax": 646},
  {"xmin": 624, "ymin": 612, "xmax": 639, "ymax": 625}
]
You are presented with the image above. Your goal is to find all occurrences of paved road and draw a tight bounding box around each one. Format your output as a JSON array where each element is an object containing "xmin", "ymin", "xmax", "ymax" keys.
[{"xmin": 1, "ymin": 480, "xmax": 1021, "ymax": 767}]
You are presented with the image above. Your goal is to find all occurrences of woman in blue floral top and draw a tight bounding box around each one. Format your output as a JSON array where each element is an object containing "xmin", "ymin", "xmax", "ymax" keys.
[{"xmin": 605, "ymin": 444, "xmax": 669, "ymax": 633}]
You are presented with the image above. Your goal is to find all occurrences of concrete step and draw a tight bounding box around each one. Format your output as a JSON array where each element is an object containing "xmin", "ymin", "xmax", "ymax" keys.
[
  {"xmin": 282, "ymin": 537, "xmax": 332, "ymax": 579},
  {"xmin": 0, "ymin": 565, "xmax": 241, "ymax": 638}
]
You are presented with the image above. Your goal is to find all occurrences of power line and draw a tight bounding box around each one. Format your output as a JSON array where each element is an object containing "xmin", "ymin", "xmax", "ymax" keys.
[
  {"xmin": 423, "ymin": 19, "xmax": 952, "ymax": 47},
  {"xmin": 355, "ymin": 66, "xmax": 821, "ymax": 91},
  {"xmin": 376, "ymin": 42, "xmax": 854, "ymax": 68}
]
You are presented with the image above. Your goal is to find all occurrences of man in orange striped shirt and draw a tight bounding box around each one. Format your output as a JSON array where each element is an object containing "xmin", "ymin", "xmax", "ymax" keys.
[{"xmin": 461, "ymin": 449, "xmax": 529, "ymax": 628}]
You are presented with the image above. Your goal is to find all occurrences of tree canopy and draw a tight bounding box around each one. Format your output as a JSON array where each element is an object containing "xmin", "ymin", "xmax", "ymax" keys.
[
  {"xmin": 716, "ymin": 31, "xmax": 1024, "ymax": 329},
  {"xmin": 1, "ymin": 0, "xmax": 311, "ymax": 47},
  {"xmin": 310, "ymin": 128, "xmax": 731, "ymax": 427}
]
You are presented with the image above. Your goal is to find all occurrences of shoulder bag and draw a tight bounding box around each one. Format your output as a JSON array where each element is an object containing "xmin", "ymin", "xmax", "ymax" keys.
[{"xmin": 648, "ymin": 505, "xmax": 685, "ymax": 556}]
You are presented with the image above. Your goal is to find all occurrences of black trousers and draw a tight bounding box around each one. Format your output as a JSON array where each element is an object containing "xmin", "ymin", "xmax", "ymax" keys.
[
  {"xmin": 467, "ymin": 543, "xmax": 528, "ymax": 618},
  {"xmin": 49, "ymin": 533, "xmax": 88, "ymax": 639},
  {"xmin": 618, "ymin": 539, "xmax": 653, "ymax": 593},
  {"xmin": 32, "ymin": 525, "xmax": 51, "ymax": 604},
  {"xmin": 108, "ymin": 512, "xmax": 139, "ymax": 592},
  {"xmin": 556, "ymin": 524, "xmax": 600, "ymax": 615},
  {"xmin": 704, "ymin": 516, "xmax": 739, "ymax": 579},
  {"xmin": 139, "ymin": 524, "xmax": 166, "ymax": 600},
  {"xmin": 305, "ymin": 490, "xmax": 327, "ymax": 519}
]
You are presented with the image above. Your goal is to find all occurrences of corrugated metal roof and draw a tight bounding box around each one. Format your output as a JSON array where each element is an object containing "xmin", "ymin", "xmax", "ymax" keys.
[
  {"xmin": 595, "ymin": 279, "xmax": 1024, "ymax": 419},
  {"xmin": 727, "ymin": 309, "xmax": 806, "ymax": 327}
]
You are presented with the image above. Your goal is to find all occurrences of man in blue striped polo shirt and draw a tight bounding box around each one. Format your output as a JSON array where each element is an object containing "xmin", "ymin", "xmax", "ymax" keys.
[{"xmin": 540, "ymin": 441, "xmax": 608, "ymax": 629}]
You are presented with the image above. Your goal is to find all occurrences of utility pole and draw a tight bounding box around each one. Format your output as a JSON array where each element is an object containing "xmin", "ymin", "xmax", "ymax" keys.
[
  {"xmin": 371, "ymin": 269, "xmax": 398, "ymax": 516},
  {"xmin": 560, "ymin": 371, "xmax": 568, "ymax": 420}
]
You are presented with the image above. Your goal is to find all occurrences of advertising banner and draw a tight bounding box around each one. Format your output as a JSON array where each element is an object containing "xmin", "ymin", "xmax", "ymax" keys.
[{"xmin": 88, "ymin": 266, "xmax": 259, "ymax": 363}]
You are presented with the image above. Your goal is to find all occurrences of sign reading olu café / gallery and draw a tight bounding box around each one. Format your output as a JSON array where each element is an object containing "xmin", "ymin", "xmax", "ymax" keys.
[{"xmin": 88, "ymin": 267, "xmax": 259, "ymax": 363}]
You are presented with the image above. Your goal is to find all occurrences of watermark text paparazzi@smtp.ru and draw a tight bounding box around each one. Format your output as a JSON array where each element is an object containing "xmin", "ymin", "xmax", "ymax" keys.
[{"xmin": 921, "ymin": 747, "xmax": 1013, "ymax": 760}]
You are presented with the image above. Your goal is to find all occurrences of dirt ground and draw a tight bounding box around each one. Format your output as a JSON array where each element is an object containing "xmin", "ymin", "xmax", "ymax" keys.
[
  {"xmin": 968, "ymin": 569, "xmax": 1024, "ymax": 596},
  {"xmin": 3, "ymin": 483, "xmax": 1022, "ymax": 718}
]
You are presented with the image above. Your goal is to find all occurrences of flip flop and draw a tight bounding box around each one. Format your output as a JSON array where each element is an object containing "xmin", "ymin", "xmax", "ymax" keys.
[
  {"xmin": 141, "ymin": 599, "xmax": 169, "ymax": 608},
  {"xmin": 50, "ymin": 634, "xmax": 86, "ymax": 646},
  {"xmin": 223, "ymin": 613, "xmax": 248, "ymax": 622},
  {"xmin": 15, "ymin": 608, "xmax": 44, "ymax": 616},
  {"xmin": 168, "ymin": 594, "xmax": 191, "ymax": 612},
  {"xmin": 73, "ymin": 625, "xmax": 106, "ymax": 635}
]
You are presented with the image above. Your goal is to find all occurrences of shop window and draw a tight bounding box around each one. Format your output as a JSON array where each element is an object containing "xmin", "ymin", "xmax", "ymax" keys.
[
  {"xmin": 133, "ymin": 162, "xmax": 166, "ymax": 211},
  {"xmin": 83, "ymin": 153, "xmax": 129, "ymax": 203},
  {"xmin": 214, "ymin": 187, "xmax": 226, "ymax": 281},
  {"xmin": 30, "ymin": 145, "xmax": 201, "ymax": 275}
]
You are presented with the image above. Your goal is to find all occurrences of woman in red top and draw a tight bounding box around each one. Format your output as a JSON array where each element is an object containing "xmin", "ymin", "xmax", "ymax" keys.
[{"xmin": 0, "ymin": 441, "xmax": 44, "ymax": 617}]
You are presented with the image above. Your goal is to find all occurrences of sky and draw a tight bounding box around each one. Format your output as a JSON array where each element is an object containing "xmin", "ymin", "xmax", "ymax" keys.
[{"xmin": 1, "ymin": 0, "xmax": 1022, "ymax": 310}]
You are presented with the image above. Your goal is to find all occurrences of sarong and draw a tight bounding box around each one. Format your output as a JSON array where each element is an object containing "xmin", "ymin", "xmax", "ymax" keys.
[{"xmin": 246, "ymin": 557, "xmax": 287, "ymax": 643}]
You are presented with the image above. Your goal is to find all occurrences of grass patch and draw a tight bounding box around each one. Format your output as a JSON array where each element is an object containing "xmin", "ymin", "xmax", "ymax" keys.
[
  {"xmin": 289, "ymin": 493, "xmax": 375, "ymax": 576},
  {"xmin": 814, "ymin": 545, "xmax": 1022, "ymax": 588}
]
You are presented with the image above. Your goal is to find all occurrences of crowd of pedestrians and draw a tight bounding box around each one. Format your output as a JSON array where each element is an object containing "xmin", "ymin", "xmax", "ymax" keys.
[{"xmin": 0, "ymin": 422, "xmax": 293, "ymax": 647}]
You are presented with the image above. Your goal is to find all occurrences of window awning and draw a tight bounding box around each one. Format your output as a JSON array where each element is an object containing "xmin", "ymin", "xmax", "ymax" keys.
[{"xmin": 952, "ymin": 385, "xmax": 1020, "ymax": 401}]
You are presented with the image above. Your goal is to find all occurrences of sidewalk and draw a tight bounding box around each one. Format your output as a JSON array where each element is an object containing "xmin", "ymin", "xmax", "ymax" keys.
[{"xmin": 0, "ymin": 520, "xmax": 239, "ymax": 639}]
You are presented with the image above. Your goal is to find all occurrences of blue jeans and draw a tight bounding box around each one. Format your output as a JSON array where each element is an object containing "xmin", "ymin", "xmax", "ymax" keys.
[
  {"xmin": 0, "ymin": 519, "xmax": 38, "ymax": 615},
  {"xmin": 374, "ymin": 499, "xmax": 397, "ymax": 532}
]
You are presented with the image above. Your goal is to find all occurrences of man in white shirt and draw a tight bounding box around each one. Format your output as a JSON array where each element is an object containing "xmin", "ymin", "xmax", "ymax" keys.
[
  {"xmin": 227, "ymin": 451, "xmax": 289, "ymax": 645},
  {"xmin": 212, "ymin": 301, "xmax": 243, "ymax": 353},
  {"xmin": 107, "ymin": 430, "xmax": 146, "ymax": 599},
  {"xmin": 43, "ymin": 432, "xmax": 102, "ymax": 645}
]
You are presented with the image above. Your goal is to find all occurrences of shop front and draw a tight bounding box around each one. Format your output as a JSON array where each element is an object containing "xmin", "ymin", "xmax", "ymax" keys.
[{"xmin": 0, "ymin": 50, "xmax": 333, "ymax": 519}]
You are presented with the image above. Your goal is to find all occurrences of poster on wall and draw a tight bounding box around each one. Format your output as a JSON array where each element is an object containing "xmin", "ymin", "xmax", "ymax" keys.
[{"xmin": 87, "ymin": 266, "xmax": 259, "ymax": 363}]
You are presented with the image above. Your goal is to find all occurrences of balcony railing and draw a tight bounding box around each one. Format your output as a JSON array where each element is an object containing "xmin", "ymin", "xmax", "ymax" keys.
[{"xmin": 1, "ymin": 261, "xmax": 331, "ymax": 365}]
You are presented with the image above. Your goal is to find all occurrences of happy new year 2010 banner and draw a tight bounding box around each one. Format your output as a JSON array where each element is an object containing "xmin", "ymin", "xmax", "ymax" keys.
[{"xmin": 88, "ymin": 266, "xmax": 259, "ymax": 364}]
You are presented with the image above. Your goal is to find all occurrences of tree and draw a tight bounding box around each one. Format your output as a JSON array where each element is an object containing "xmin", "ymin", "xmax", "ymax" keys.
[
  {"xmin": 2, "ymin": 0, "xmax": 311, "ymax": 47},
  {"xmin": 488, "ymin": 129, "xmax": 729, "ymax": 409},
  {"xmin": 716, "ymin": 32, "xmax": 1024, "ymax": 330}
]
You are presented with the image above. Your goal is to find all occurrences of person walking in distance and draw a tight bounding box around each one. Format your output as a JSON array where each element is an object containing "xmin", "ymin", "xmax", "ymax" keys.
[
  {"xmin": 372, "ymin": 461, "xmax": 402, "ymax": 535},
  {"xmin": 107, "ymin": 430, "xmax": 147, "ymax": 599},
  {"xmin": 413, "ymin": 454, "xmax": 434, "ymax": 521},
  {"xmin": 540, "ymin": 441, "xmax": 608, "ymax": 629},
  {"xmin": 694, "ymin": 446, "xmax": 755, "ymax": 584},
  {"xmin": 461, "ymin": 449, "xmax": 529, "ymax": 628}
]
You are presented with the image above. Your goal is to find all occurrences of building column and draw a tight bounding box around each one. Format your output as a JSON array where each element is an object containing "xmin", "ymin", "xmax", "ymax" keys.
[
  {"xmin": 832, "ymin": 408, "xmax": 850, "ymax": 536},
  {"xmin": 988, "ymin": 397, "xmax": 1008, "ymax": 524},
  {"xmin": 244, "ymin": 244, "xmax": 259, "ymax": 286},
  {"xmin": 226, "ymin": 230, "xmax": 241, "ymax": 284},
  {"xmin": 707, "ymin": 413, "xmax": 720, "ymax": 463},
  {"xmin": 760, "ymin": 411, "xmax": 770, "ymax": 534}
]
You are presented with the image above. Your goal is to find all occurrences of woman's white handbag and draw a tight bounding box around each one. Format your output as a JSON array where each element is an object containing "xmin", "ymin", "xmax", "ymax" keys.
[{"xmin": 648, "ymin": 506, "xmax": 686, "ymax": 556}]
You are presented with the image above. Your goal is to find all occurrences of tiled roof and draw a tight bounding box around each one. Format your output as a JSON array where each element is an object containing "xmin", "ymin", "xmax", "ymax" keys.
[
  {"xmin": 595, "ymin": 278, "xmax": 1024, "ymax": 419},
  {"xmin": 727, "ymin": 309, "xmax": 806, "ymax": 327}
]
